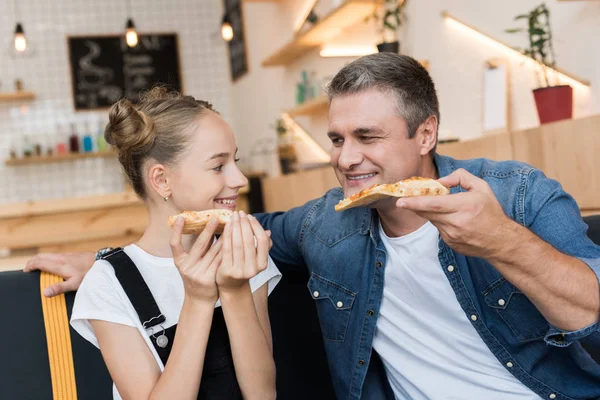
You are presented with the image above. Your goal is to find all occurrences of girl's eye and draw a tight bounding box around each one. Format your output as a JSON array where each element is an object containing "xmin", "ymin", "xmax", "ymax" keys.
[
  {"xmin": 213, "ymin": 165, "xmax": 224, "ymax": 172},
  {"xmin": 235, "ymin": 158, "xmax": 240, "ymax": 163}
]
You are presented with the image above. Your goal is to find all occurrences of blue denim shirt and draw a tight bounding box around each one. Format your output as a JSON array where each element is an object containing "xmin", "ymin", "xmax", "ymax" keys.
[{"xmin": 257, "ymin": 154, "xmax": 600, "ymax": 400}]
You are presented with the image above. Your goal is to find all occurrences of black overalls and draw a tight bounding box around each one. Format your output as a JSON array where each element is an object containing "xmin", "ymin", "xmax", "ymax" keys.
[{"xmin": 102, "ymin": 248, "xmax": 243, "ymax": 399}]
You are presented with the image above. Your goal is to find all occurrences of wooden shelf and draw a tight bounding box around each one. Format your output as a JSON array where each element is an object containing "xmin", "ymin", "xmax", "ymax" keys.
[
  {"xmin": 5, "ymin": 151, "xmax": 116, "ymax": 166},
  {"xmin": 0, "ymin": 92, "xmax": 36, "ymax": 102},
  {"xmin": 441, "ymin": 11, "xmax": 590, "ymax": 87},
  {"xmin": 262, "ymin": 0, "xmax": 373, "ymax": 67},
  {"xmin": 286, "ymin": 96, "xmax": 329, "ymax": 117}
]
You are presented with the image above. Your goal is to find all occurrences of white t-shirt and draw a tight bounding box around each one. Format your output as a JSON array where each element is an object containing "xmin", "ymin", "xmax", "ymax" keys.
[
  {"xmin": 373, "ymin": 221, "xmax": 540, "ymax": 400},
  {"xmin": 71, "ymin": 244, "xmax": 282, "ymax": 400}
]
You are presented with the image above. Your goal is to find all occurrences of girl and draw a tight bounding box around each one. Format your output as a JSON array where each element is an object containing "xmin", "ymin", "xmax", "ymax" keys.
[{"xmin": 70, "ymin": 88, "xmax": 280, "ymax": 400}]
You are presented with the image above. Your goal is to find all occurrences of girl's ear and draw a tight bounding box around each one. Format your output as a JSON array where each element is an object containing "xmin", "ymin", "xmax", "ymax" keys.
[{"xmin": 147, "ymin": 163, "xmax": 171, "ymax": 199}]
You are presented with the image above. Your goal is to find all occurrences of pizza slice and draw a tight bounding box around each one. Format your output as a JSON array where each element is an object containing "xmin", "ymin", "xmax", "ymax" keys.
[
  {"xmin": 334, "ymin": 177, "xmax": 450, "ymax": 212},
  {"xmin": 168, "ymin": 209, "xmax": 233, "ymax": 234}
]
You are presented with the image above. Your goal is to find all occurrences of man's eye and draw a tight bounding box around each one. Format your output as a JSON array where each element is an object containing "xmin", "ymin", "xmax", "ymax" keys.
[{"xmin": 330, "ymin": 137, "xmax": 343, "ymax": 145}]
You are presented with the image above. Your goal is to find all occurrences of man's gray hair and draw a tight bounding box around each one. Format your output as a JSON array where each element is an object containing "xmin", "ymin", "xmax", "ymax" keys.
[{"xmin": 326, "ymin": 53, "xmax": 440, "ymax": 140}]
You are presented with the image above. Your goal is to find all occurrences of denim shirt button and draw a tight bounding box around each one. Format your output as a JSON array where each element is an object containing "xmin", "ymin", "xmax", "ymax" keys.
[
  {"xmin": 376, "ymin": 261, "xmax": 383, "ymax": 268},
  {"xmin": 313, "ymin": 291, "xmax": 320, "ymax": 298},
  {"xmin": 506, "ymin": 362, "xmax": 514, "ymax": 368},
  {"xmin": 368, "ymin": 310, "xmax": 375, "ymax": 316},
  {"xmin": 549, "ymin": 394, "xmax": 556, "ymax": 399},
  {"xmin": 447, "ymin": 265, "xmax": 455, "ymax": 272},
  {"xmin": 470, "ymin": 314, "xmax": 478, "ymax": 321},
  {"xmin": 336, "ymin": 301, "xmax": 344, "ymax": 308},
  {"xmin": 498, "ymin": 299, "xmax": 506, "ymax": 306},
  {"xmin": 358, "ymin": 360, "xmax": 365, "ymax": 366}
]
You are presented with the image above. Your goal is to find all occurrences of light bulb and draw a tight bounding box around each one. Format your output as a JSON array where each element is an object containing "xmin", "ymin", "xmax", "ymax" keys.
[
  {"xmin": 14, "ymin": 33, "xmax": 27, "ymax": 52},
  {"xmin": 14, "ymin": 23, "xmax": 26, "ymax": 52},
  {"xmin": 126, "ymin": 28, "xmax": 138, "ymax": 47},
  {"xmin": 125, "ymin": 18, "xmax": 138, "ymax": 47},
  {"xmin": 221, "ymin": 22, "xmax": 233, "ymax": 42}
]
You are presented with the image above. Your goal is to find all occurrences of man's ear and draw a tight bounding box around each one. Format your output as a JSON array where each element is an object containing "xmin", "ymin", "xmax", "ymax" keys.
[
  {"xmin": 416, "ymin": 115, "xmax": 438, "ymax": 156},
  {"xmin": 147, "ymin": 163, "xmax": 170, "ymax": 199}
]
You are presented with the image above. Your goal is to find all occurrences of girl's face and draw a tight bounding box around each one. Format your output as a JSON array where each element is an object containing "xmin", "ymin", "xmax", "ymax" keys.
[{"xmin": 164, "ymin": 111, "xmax": 248, "ymax": 212}]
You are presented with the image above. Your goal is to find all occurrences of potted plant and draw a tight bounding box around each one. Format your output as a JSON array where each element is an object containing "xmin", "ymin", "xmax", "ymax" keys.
[
  {"xmin": 365, "ymin": 0, "xmax": 407, "ymax": 53},
  {"xmin": 273, "ymin": 118, "xmax": 297, "ymax": 175},
  {"xmin": 505, "ymin": 2, "xmax": 572, "ymax": 125}
]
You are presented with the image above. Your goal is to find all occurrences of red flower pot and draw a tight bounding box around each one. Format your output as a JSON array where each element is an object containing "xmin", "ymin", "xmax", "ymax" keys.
[{"xmin": 532, "ymin": 85, "xmax": 573, "ymax": 125}]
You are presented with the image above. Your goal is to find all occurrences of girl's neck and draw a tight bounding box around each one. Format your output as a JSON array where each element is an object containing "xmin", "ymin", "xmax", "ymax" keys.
[{"xmin": 135, "ymin": 207, "xmax": 196, "ymax": 258}]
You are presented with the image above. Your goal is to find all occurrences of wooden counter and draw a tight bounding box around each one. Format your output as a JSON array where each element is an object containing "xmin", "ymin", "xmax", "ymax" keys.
[
  {"xmin": 438, "ymin": 114, "xmax": 600, "ymax": 214},
  {"xmin": 0, "ymin": 186, "xmax": 251, "ymax": 258},
  {"xmin": 0, "ymin": 191, "xmax": 147, "ymax": 255}
]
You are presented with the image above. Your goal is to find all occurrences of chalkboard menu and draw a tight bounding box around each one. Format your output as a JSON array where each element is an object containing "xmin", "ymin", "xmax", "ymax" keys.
[
  {"xmin": 68, "ymin": 34, "xmax": 182, "ymax": 110},
  {"xmin": 224, "ymin": 0, "xmax": 249, "ymax": 81}
]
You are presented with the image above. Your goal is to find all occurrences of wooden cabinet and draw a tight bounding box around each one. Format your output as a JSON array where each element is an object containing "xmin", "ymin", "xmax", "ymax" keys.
[
  {"xmin": 261, "ymin": 167, "xmax": 339, "ymax": 212},
  {"xmin": 438, "ymin": 114, "xmax": 600, "ymax": 213}
]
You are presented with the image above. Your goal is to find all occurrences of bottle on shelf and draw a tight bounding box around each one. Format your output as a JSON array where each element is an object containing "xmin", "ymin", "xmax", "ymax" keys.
[
  {"xmin": 9, "ymin": 137, "xmax": 19, "ymax": 159},
  {"xmin": 301, "ymin": 70, "xmax": 310, "ymax": 101},
  {"xmin": 69, "ymin": 123, "xmax": 80, "ymax": 153},
  {"xmin": 308, "ymin": 70, "xmax": 319, "ymax": 100},
  {"xmin": 56, "ymin": 124, "xmax": 68, "ymax": 155},
  {"xmin": 96, "ymin": 120, "xmax": 107, "ymax": 152},
  {"xmin": 296, "ymin": 82, "xmax": 305, "ymax": 105},
  {"xmin": 82, "ymin": 122, "xmax": 93, "ymax": 153},
  {"xmin": 23, "ymin": 135, "xmax": 33, "ymax": 157}
]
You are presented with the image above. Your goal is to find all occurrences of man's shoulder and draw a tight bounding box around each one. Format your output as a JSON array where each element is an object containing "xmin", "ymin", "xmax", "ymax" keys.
[
  {"xmin": 304, "ymin": 187, "xmax": 372, "ymax": 236},
  {"xmin": 436, "ymin": 154, "xmax": 536, "ymax": 180}
]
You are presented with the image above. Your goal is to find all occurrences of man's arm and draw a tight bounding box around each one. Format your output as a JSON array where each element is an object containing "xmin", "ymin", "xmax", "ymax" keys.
[
  {"xmin": 255, "ymin": 197, "xmax": 321, "ymax": 276},
  {"xmin": 488, "ymin": 218, "xmax": 599, "ymax": 332},
  {"xmin": 398, "ymin": 168, "xmax": 600, "ymax": 344},
  {"xmin": 24, "ymin": 252, "xmax": 96, "ymax": 297}
]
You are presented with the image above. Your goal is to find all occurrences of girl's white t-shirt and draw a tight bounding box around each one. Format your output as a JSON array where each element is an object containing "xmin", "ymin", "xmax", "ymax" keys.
[{"xmin": 70, "ymin": 244, "xmax": 282, "ymax": 400}]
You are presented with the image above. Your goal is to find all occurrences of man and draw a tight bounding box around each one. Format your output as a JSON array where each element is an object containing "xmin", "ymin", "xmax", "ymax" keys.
[{"xmin": 27, "ymin": 53, "xmax": 600, "ymax": 399}]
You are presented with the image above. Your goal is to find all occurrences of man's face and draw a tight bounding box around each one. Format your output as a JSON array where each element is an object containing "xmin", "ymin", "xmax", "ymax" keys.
[{"xmin": 328, "ymin": 89, "xmax": 435, "ymax": 205}]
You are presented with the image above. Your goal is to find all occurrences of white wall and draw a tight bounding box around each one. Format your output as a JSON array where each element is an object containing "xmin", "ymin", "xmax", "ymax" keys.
[
  {"xmin": 0, "ymin": 0, "xmax": 231, "ymax": 204},
  {"xmin": 233, "ymin": 0, "xmax": 600, "ymax": 158}
]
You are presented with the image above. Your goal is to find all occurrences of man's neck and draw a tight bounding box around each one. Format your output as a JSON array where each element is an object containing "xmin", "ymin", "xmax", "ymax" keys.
[
  {"xmin": 377, "ymin": 207, "xmax": 430, "ymax": 238},
  {"xmin": 377, "ymin": 154, "xmax": 438, "ymax": 238}
]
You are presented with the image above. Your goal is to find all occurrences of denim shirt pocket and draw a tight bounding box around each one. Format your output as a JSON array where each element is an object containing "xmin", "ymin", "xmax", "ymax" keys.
[
  {"xmin": 307, "ymin": 273, "xmax": 356, "ymax": 342},
  {"xmin": 483, "ymin": 278, "xmax": 549, "ymax": 343}
]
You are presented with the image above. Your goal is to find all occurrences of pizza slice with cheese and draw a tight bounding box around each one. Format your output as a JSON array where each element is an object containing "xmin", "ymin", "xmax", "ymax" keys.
[
  {"xmin": 335, "ymin": 177, "xmax": 450, "ymax": 212},
  {"xmin": 168, "ymin": 209, "xmax": 233, "ymax": 234}
]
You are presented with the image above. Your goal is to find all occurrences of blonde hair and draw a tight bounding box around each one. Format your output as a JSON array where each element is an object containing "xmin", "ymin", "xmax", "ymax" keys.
[{"xmin": 104, "ymin": 87, "xmax": 216, "ymax": 199}]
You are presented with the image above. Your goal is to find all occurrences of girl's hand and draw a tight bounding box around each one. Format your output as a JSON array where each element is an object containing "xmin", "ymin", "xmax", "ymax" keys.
[
  {"xmin": 216, "ymin": 211, "xmax": 271, "ymax": 293},
  {"xmin": 170, "ymin": 216, "xmax": 222, "ymax": 303}
]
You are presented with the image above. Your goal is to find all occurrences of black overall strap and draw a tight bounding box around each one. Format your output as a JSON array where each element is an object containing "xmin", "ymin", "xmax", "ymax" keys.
[{"xmin": 101, "ymin": 248, "xmax": 165, "ymax": 329}]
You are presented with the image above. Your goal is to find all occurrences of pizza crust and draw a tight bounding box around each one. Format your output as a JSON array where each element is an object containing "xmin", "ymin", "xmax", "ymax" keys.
[
  {"xmin": 335, "ymin": 177, "xmax": 450, "ymax": 212},
  {"xmin": 168, "ymin": 209, "xmax": 233, "ymax": 234}
]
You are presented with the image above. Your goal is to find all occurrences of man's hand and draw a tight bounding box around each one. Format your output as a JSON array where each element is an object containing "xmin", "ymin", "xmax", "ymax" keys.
[
  {"xmin": 397, "ymin": 168, "xmax": 516, "ymax": 258},
  {"xmin": 24, "ymin": 252, "xmax": 95, "ymax": 297}
]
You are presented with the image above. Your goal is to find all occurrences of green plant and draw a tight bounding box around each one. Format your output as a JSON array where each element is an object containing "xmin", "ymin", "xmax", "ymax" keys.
[
  {"xmin": 273, "ymin": 118, "xmax": 287, "ymax": 137},
  {"xmin": 365, "ymin": 0, "xmax": 407, "ymax": 43},
  {"xmin": 505, "ymin": 2, "xmax": 557, "ymax": 88}
]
